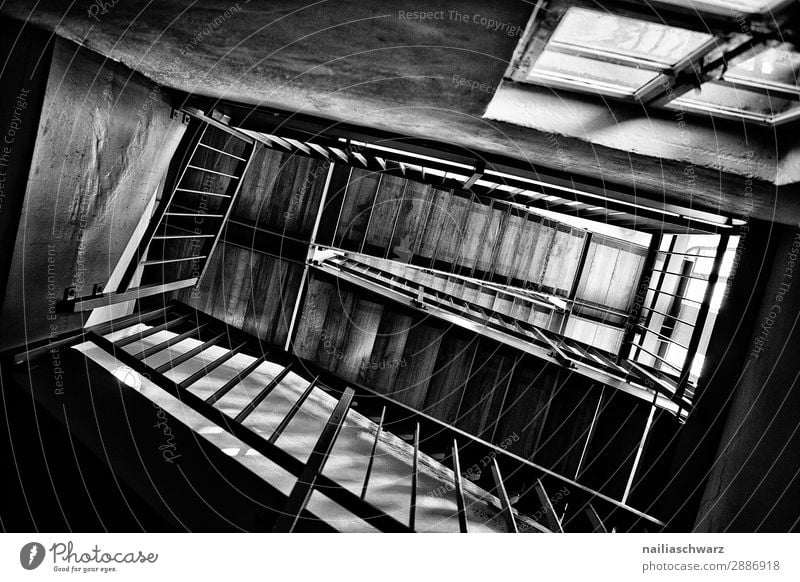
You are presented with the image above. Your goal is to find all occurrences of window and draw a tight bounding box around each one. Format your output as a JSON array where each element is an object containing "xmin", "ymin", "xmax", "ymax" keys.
[
  {"xmin": 519, "ymin": 4, "xmax": 800, "ymax": 125},
  {"xmin": 526, "ymin": 8, "xmax": 714, "ymax": 100},
  {"xmin": 667, "ymin": 46, "xmax": 800, "ymax": 124},
  {"xmin": 655, "ymin": 0, "xmax": 794, "ymax": 17}
]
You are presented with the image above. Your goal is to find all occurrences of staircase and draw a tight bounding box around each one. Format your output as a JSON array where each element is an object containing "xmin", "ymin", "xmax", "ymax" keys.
[
  {"xmin": 312, "ymin": 249, "xmax": 685, "ymax": 410},
  {"xmin": 117, "ymin": 116, "xmax": 255, "ymax": 294},
  {"xmin": 71, "ymin": 302, "xmax": 551, "ymax": 532},
  {"xmin": 6, "ymin": 299, "xmax": 667, "ymax": 533}
]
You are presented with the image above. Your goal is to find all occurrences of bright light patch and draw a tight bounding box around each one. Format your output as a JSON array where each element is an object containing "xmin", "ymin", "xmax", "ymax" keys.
[{"xmin": 112, "ymin": 365, "xmax": 142, "ymax": 391}]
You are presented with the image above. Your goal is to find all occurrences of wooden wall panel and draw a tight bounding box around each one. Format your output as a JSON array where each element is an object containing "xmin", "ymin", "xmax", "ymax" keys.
[
  {"xmin": 336, "ymin": 298, "xmax": 384, "ymax": 382},
  {"xmin": 480, "ymin": 354, "xmax": 520, "ymax": 442},
  {"xmin": 606, "ymin": 244, "xmax": 647, "ymax": 311},
  {"xmin": 542, "ymin": 227, "xmax": 586, "ymax": 295},
  {"xmin": 422, "ymin": 331, "xmax": 479, "ymax": 424},
  {"xmin": 415, "ymin": 187, "xmax": 451, "ymax": 261},
  {"xmin": 229, "ymin": 145, "xmax": 276, "ymax": 219},
  {"xmin": 410, "ymin": 187, "xmax": 437, "ymax": 260},
  {"xmin": 336, "ymin": 168, "xmax": 381, "ymax": 248},
  {"xmin": 535, "ymin": 375, "xmax": 599, "ymax": 477},
  {"xmin": 316, "ymin": 287, "xmax": 358, "ymax": 371},
  {"xmin": 474, "ymin": 205, "xmax": 505, "ymax": 274},
  {"xmin": 388, "ymin": 180, "xmax": 431, "ymax": 263},
  {"xmin": 458, "ymin": 200, "xmax": 491, "ymax": 273},
  {"xmin": 292, "ymin": 275, "xmax": 334, "ymax": 360},
  {"xmin": 390, "ymin": 317, "xmax": 445, "ymax": 409},
  {"xmin": 180, "ymin": 242, "xmax": 303, "ymax": 347},
  {"xmin": 455, "ymin": 341, "xmax": 515, "ymax": 437},
  {"xmin": 362, "ymin": 310, "xmax": 413, "ymax": 393},
  {"xmin": 254, "ymin": 255, "xmax": 303, "ymax": 347},
  {"xmin": 220, "ymin": 245, "xmax": 255, "ymax": 330},
  {"xmin": 563, "ymin": 316, "xmax": 625, "ymax": 353},
  {"xmin": 494, "ymin": 209, "xmax": 524, "ymax": 279},
  {"xmin": 578, "ymin": 389, "xmax": 648, "ymax": 500},
  {"xmin": 496, "ymin": 359, "xmax": 555, "ymax": 459},
  {"xmin": 233, "ymin": 147, "xmax": 328, "ymax": 237},
  {"xmin": 433, "ymin": 193, "xmax": 471, "ymax": 264},
  {"xmin": 364, "ymin": 174, "xmax": 406, "ymax": 249},
  {"xmin": 512, "ymin": 217, "xmax": 543, "ymax": 283},
  {"xmin": 524, "ymin": 220, "xmax": 557, "ymax": 285},
  {"xmin": 575, "ymin": 236, "xmax": 647, "ymax": 311}
]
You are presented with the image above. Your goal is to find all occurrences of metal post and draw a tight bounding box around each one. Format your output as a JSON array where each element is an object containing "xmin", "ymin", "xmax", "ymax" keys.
[
  {"xmin": 560, "ymin": 231, "xmax": 592, "ymax": 335},
  {"xmin": 284, "ymin": 161, "xmax": 336, "ymax": 352},
  {"xmin": 674, "ymin": 233, "xmax": 730, "ymax": 405},
  {"xmin": 622, "ymin": 393, "xmax": 657, "ymax": 505}
]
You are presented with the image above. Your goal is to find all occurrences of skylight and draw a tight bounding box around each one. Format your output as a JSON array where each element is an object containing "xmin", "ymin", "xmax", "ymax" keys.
[
  {"xmin": 655, "ymin": 0, "xmax": 794, "ymax": 17},
  {"xmin": 668, "ymin": 46, "xmax": 800, "ymax": 124},
  {"xmin": 667, "ymin": 82, "xmax": 800, "ymax": 124},
  {"xmin": 725, "ymin": 46, "xmax": 800, "ymax": 96},
  {"xmin": 546, "ymin": 8, "xmax": 713, "ymax": 66},
  {"xmin": 520, "ymin": 5, "xmax": 800, "ymax": 126},
  {"xmin": 529, "ymin": 50, "xmax": 660, "ymax": 97},
  {"xmin": 527, "ymin": 8, "xmax": 714, "ymax": 100}
]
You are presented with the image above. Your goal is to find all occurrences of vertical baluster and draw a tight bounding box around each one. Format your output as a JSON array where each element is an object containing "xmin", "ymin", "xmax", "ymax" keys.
[
  {"xmin": 490, "ymin": 457, "xmax": 518, "ymax": 533},
  {"xmin": 451, "ymin": 439, "xmax": 469, "ymax": 533},
  {"xmin": 361, "ymin": 406, "xmax": 386, "ymax": 499},
  {"xmin": 409, "ymin": 422, "xmax": 420, "ymax": 531}
]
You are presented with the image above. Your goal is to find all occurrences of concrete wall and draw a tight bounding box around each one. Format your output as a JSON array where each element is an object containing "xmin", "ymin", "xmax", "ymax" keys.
[
  {"xmin": 696, "ymin": 224, "xmax": 800, "ymax": 532},
  {"xmin": 0, "ymin": 17, "xmax": 52, "ymax": 323},
  {"xmin": 0, "ymin": 36, "xmax": 186, "ymax": 350}
]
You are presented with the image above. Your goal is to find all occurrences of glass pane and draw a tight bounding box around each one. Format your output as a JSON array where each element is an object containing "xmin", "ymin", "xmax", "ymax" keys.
[
  {"xmin": 657, "ymin": 0, "xmax": 788, "ymax": 16},
  {"xmin": 667, "ymin": 82, "xmax": 800, "ymax": 122},
  {"xmin": 726, "ymin": 46, "xmax": 800, "ymax": 93},
  {"xmin": 530, "ymin": 49, "xmax": 660, "ymax": 95},
  {"xmin": 550, "ymin": 8, "xmax": 713, "ymax": 66}
]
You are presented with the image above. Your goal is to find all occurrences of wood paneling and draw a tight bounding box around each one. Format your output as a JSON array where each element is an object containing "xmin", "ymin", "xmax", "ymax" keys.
[
  {"xmin": 390, "ymin": 317, "xmax": 445, "ymax": 409},
  {"xmin": 416, "ymin": 187, "xmax": 451, "ymax": 261},
  {"xmin": 336, "ymin": 297, "xmax": 384, "ymax": 382},
  {"xmin": 578, "ymin": 389, "xmax": 648, "ymax": 499},
  {"xmin": 576, "ymin": 235, "xmax": 647, "ymax": 310},
  {"xmin": 541, "ymin": 226, "xmax": 586, "ymax": 295},
  {"xmin": 536, "ymin": 375, "xmax": 599, "ymax": 477},
  {"xmin": 315, "ymin": 163, "xmax": 353, "ymax": 246},
  {"xmin": 455, "ymin": 341, "xmax": 515, "ymax": 437},
  {"xmin": 362, "ymin": 310, "xmax": 413, "ymax": 393},
  {"xmin": 495, "ymin": 357, "xmax": 555, "ymax": 459},
  {"xmin": 388, "ymin": 180, "xmax": 430, "ymax": 263},
  {"xmin": 474, "ymin": 204, "xmax": 505, "ymax": 275},
  {"xmin": 336, "ymin": 168, "xmax": 381, "ymax": 249},
  {"xmin": 179, "ymin": 241, "xmax": 303, "ymax": 347},
  {"xmin": 422, "ymin": 330, "xmax": 479, "ymax": 424},
  {"xmin": 234, "ymin": 146, "xmax": 328, "ymax": 237},
  {"xmin": 316, "ymin": 286, "xmax": 358, "ymax": 371},
  {"xmin": 364, "ymin": 174, "xmax": 406, "ymax": 250},
  {"xmin": 433, "ymin": 193, "xmax": 472, "ymax": 264},
  {"xmin": 292, "ymin": 275, "xmax": 334, "ymax": 360}
]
